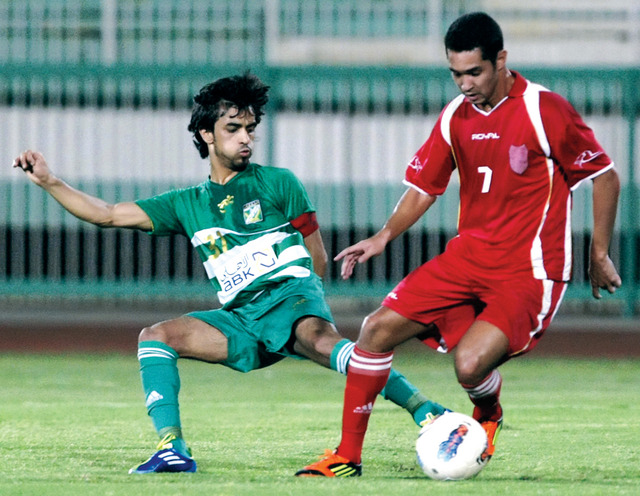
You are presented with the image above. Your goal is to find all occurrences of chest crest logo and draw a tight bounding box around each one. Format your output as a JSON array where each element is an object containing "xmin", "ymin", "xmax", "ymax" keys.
[
  {"xmin": 509, "ymin": 144, "xmax": 529, "ymax": 175},
  {"xmin": 217, "ymin": 195, "xmax": 234, "ymax": 213},
  {"xmin": 243, "ymin": 200, "xmax": 264, "ymax": 224}
]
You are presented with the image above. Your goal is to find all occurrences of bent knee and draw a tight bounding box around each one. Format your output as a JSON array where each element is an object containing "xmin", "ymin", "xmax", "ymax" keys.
[
  {"xmin": 454, "ymin": 348, "xmax": 497, "ymax": 386},
  {"xmin": 294, "ymin": 318, "xmax": 340, "ymax": 357},
  {"xmin": 454, "ymin": 354, "xmax": 485, "ymax": 386},
  {"xmin": 358, "ymin": 311, "xmax": 398, "ymax": 352},
  {"xmin": 138, "ymin": 321, "xmax": 178, "ymax": 348}
]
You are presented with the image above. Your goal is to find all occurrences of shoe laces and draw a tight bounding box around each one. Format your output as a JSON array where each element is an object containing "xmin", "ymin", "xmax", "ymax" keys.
[{"xmin": 156, "ymin": 433, "xmax": 177, "ymax": 450}]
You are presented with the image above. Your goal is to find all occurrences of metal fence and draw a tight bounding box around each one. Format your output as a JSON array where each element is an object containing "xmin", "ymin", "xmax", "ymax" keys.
[
  {"xmin": 0, "ymin": 1, "xmax": 639, "ymax": 314},
  {"xmin": 1, "ymin": 65, "xmax": 638, "ymax": 315}
]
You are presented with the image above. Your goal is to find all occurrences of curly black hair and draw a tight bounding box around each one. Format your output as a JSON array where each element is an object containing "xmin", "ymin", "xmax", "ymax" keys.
[
  {"xmin": 444, "ymin": 12, "xmax": 503, "ymax": 65},
  {"xmin": 188, "ymin": 72, "xmax": 270, "ymax": 159}
]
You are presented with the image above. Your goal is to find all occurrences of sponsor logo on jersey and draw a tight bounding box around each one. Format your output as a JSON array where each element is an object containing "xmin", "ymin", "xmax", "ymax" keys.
[
  {"xmin": 217, "ymin": 194, "xmax": 234, "ymax": 213},
  {"xmin": 574, "ymin": 150, "xmax": 603, "ymax": 168},
  {"xmin": 243, "ymin": 200, "xmax": 263, "ymax": 224},
  {"xmin": 471, "ymin": 132, "xmax": 500, "ymax": 140}
]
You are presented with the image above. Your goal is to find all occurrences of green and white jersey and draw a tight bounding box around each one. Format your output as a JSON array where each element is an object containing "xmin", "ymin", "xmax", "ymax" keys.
[{"xmin": 136, "ymin": 163, "xmax": 317, "ymax": 309}]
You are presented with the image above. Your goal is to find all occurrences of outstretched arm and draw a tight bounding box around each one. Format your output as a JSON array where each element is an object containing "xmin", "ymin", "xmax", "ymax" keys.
[
  {"xmin": 334, "ymin": 187, "xmax": 436, "ymax": 280},
  {"xmin": 589, "ymin": 168, "xmax": 622, "ymax": 299},
  {"xmin": 13, "ymin": 150, "xmax": 152, "ymax": 231}
]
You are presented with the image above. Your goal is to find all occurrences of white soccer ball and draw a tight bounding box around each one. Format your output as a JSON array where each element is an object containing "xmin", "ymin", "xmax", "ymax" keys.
[{"xmin": 416, "ymin": 411, "xmax": 489, "ymax": 481}]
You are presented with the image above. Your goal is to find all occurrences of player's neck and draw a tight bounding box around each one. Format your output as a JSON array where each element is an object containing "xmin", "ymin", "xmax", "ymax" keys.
[
  {"xmin": 209, "ymin": 163, "xmax": 240, "ymax": 185},
  {"xmin": 477, "ymin": 69, "xmax": 514, "ymax": 112}
]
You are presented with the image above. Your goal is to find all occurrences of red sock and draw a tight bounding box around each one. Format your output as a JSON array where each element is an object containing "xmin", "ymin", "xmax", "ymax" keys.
[
  {"xmin": 461, "ymin": 369, "xmax": 503, "ymax": 422},
  {"xmin": 336, "ymin": 346, "xmax": 393, "ymax": 464}
]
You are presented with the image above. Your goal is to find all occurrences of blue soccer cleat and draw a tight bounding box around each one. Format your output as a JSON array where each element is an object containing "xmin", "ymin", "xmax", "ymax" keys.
[{"xmin": 129, "ymin": 433, "xmax": 197, "ymax": 474}]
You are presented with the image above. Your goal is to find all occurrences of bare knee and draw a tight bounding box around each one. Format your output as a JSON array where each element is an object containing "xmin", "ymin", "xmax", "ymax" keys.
[
  {"xmin": 454, "ymin": 348, "xmax": 487, "ymax": 385},
  {"xmin": 358, "ymin": 307, "xmax": 422, "ymax": 353},
  {"xmin": 293, "ymin": 317, "xmax": 341, "ymax": 366},
  {"xmin": 138, "ymin": 321, "xmax": 179, "ymax": 350},
  {"xmin": 454, "ymin": 320, "xmax": 510, "ymax": 386}
]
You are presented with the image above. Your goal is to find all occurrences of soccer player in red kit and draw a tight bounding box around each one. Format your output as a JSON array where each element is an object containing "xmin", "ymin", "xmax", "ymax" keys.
[{"xmin": 297, "ymin": 11, "xmax": 621, "ymax": 477}]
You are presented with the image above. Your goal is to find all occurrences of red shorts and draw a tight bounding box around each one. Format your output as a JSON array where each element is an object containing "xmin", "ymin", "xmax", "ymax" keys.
[{"xmin": 382, "ymin": 242, "xmax": 567, "ymax": 356}]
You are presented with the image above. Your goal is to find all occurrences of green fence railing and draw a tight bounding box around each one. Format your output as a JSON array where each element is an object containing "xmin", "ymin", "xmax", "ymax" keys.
[{"xmin": 1, "ymin": 64, "xmax": 638, "ymax": 315}]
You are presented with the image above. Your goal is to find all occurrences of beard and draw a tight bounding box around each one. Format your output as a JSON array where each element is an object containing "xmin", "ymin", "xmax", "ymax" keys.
[{"xmin": 228, "ymin": 155, "xmax": 250, "ymax": 171}]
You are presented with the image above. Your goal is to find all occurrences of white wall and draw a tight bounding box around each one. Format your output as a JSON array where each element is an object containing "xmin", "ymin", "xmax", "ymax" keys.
[{"xmin": 1, "ymin": 107, "xmax": 632, "ymax": 186}]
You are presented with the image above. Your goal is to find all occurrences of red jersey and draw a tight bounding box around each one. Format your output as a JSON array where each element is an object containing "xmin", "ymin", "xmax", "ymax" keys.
[{"xmin": 405, "ymin": 71, "xmax": 613, "ymax": 281}]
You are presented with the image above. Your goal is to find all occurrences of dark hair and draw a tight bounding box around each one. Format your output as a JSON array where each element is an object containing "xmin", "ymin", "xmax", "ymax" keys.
[
  {"xmin": 444, "ymin": 12, "xmax": 503, "ymax": 65},
  {"xmin": 187, "ymin": 72, "xmax": 270, "ymax": 158}
]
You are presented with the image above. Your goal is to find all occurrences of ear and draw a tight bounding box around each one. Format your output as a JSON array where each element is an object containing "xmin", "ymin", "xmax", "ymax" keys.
[
  {"xmin": 495, "ymin": 49, "xmax": 508, "ymax": 71},
  {"xmin": 199, "ymin": 129, "xmax": 214, "ymax": 144}
]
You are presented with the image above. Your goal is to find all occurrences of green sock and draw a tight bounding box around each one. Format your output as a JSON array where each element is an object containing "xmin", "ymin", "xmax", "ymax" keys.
[
  {"xmin": 137, "ymin": 340, "xmax": 188, "ymax": 454},
  {"xmin": 330, "ymin": 338, "xmax": 447, "ymax": 426}
]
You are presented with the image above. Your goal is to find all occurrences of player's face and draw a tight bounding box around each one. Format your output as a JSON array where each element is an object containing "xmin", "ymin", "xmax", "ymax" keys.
[
  {"xmin": 447, "ymin": 48, "xmax": 507, "ymax": 111},
  {"xmin": 209, "ymin": 108, "xmax": 257, "ymax": 172}
]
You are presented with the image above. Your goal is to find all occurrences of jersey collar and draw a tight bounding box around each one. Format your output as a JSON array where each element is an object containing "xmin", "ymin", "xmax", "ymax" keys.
[{"xmin": 508, "ymin": 70, "xmax": 528, "ymax": 98}]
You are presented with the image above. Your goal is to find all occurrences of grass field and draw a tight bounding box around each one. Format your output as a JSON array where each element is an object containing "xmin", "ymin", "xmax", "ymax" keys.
[{"xmin": 2, "ymin": 346, "xmax": 639, "ymax": 496}]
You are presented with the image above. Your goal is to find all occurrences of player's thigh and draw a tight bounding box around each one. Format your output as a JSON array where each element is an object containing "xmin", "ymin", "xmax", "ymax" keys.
[
  {"xmin": 454, "ymin": 320, "xmax": 510, "ymax": 385},
  {"xmin": 141, "ymin": 315, "xmax": 229, "ymax": 362}
]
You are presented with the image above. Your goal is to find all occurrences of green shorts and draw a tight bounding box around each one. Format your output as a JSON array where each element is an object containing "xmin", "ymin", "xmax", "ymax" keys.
[{"xmin": 188, "ymin": 275, "xmax": 334, "ymax": 373}]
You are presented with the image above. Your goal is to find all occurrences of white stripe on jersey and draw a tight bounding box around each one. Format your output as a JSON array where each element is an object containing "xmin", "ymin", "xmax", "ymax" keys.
[
  {"xmin": 523, "ymin": 82, "xmax": 555, "ymax": 280},
  {"xmin": 522, "ymin": 83, "xmax": 551, "ymax": 157},
  {"xmin": 562, "ymin": 196, "xmax": 573, "ymax": 280},
  {"xmin": 439, "ymin": 94, "xmax": 466, "ymax": 146}
]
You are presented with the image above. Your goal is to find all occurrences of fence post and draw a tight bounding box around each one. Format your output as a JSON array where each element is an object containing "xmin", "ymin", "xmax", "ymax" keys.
[
  {"xmin": 100, "ymin": 0, "xmax": 117, "ymax": 65},
  {"xmin": 622, "ymin": 69, "xmax": 639, "ymax": 316}
]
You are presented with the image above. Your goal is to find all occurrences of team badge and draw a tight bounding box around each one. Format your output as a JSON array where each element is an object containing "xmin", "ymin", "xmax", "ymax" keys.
[
  {"xmin": 509, "ymin": 144, "xmax": 528, "ymax": 174},
  {"xmin": 243, "ymin": 200, "xmax": 263, "ymax": 224}
]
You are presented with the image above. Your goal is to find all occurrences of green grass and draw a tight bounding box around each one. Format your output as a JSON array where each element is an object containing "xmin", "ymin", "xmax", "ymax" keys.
[{"xmin": 1, "ymin": 347, "xmax": 639, "ymax": 495}]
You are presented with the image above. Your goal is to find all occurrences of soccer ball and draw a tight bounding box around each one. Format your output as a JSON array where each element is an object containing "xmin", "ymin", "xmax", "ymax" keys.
[{"xmin": 416, "ymin": 411, "xmax": 488, "ymax": 481}]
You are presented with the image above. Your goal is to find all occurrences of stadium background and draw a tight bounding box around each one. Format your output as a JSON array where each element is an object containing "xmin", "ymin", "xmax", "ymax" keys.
[{"xmin": 0, "ymin": 0, "xmax": 638, "ymax": 353}]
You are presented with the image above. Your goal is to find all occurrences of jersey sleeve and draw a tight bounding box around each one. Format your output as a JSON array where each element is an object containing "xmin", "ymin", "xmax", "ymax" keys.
[
  {"xmin": 540, "ymin": 91, "xmax": 613, "ymax": 189},
  {"xmin": 270, "ymin": 168, "xmax": 317, "ymax": 222},
  {"xmin": 135, "ymin": 190, "xmax": 185, "ymax": 236},
  {"xmin": 404, "ymin": 112, "xmax": 456, "ymax": 196}
]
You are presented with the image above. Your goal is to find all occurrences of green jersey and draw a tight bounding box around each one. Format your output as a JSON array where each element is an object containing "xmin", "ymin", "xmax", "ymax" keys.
[{"xmin": 136, "ymin": 164, "xmax": 317, "ymax": 309}]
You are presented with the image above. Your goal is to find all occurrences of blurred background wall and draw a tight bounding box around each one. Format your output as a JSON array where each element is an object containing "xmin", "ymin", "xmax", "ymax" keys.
[{"xmin": 0, "ymin": 0, "xmax": 638, "ymax": 317}]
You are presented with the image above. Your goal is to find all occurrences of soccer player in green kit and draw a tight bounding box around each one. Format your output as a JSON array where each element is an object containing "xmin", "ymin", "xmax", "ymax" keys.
[{"xmin": 13, "ymin": 73, "xmax": 449, "ymax": 474}]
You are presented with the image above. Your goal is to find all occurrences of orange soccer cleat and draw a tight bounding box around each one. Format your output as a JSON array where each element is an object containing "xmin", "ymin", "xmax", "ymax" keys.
[{"xmin": 295, "ymin": 449, "xmax": 362, "ymax": 477}]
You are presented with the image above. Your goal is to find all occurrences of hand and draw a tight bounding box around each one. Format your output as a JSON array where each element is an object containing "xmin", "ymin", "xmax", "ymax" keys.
[
  {"xmin": 334, "ymin": 235, "xmax": 387, "ymax": 280},
  {"xmin": 588, "ymin": 254, "xmax": 621, "ymax": 299},
  {"xmin": 12, "ymin": 150, "xmax": 54, "ymax": 187}
]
